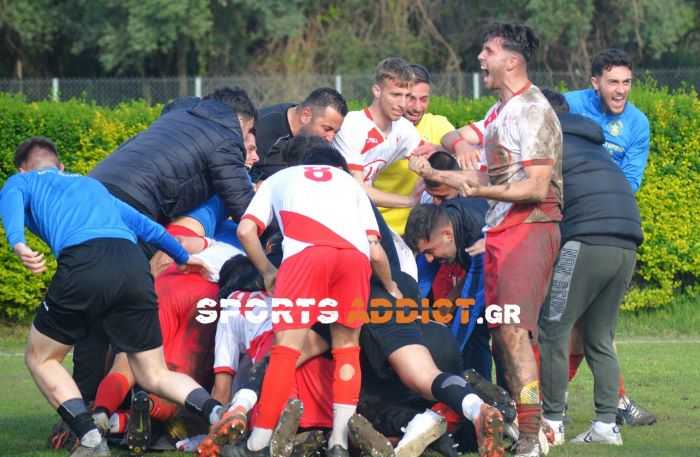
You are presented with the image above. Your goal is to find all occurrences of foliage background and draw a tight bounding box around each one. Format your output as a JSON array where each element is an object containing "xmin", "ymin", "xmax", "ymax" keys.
[
  {"xmin": 1, "ymin": 84, "xmax": 698, "ymax": 319},
  {"xmin": 2, "ymin": 0, "xmax": 700, "ymax": 82}
]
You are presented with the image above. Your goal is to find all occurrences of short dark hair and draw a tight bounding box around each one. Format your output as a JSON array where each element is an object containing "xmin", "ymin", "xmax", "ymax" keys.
[
  {"xmin": 425, "ymin": 151, "xmax": 460, "ymax": 188},
  {"xmin": 375, "ymin": 57, "xmax": 415, "ymax": 87},
  {"xmin": 251, "ymin": 135, "xmax": 329, "ymax": 182},
  {"xmin": 204, "ymin": 86, "xmax": 258, "ymax": 121},
  {"xmin": 483, "ymin": 23, "xmax": 539, "ymax": 63},
  {"xmin": 300, "ymin": 145, "xmax": 349, "ymax": 173},
  {"xmin": 540, "ymin": 88, "xmax": 570, "ymax": 114},
  {"xmin": 409, "ymin": 64, "xmax": 432, "ymax": 85},
  {"xmin": 301, "ymin": 88, "xmax": 348, "ymax": 117},
  {"xmin": 218, "ymin": 255, "xmax": 264, "ymax": 297},
  {"xmin": 403, "ymin": 204, "xmax": 449, "ymax": 252},
  {"xmin": 591, "ymin": 48, "xmax": 633, "ymax": 77},
  {"xmin": 14, "ymin": 136, "xmax": 59, "ymax": 168}
]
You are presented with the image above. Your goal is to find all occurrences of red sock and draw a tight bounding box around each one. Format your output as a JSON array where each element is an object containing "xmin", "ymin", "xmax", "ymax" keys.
[
  {"xmin": 149, "ymin": 394, "xmax": 178, "ymax": 422},
  {"xmin": 95, "ymin": 372, "xmax": 131, "ymax": 414},
  {"xmin": 331, "ymin": 346, "xmax": 361, "ymax": 405},
  {"xmin": 531, "ymin": 343, "xmax": 541, "ymax": 375},
  {"xmin": 254, "ymin": 345, "xmax": 301, "ymax": 429},
  {"xmin": 618, "ymin": 374, "xmax": 626, "ymax": 398},
  {"xmin": 516, "ymin": 403, "xmax": 541, "ymax": 436},
  {"xmin": 568, "ymin": 353, "xmax": 584, "ymax": 382},
  {"xmin": 431, "ymin": 402, "xmax": 461, "ymax": 432}
]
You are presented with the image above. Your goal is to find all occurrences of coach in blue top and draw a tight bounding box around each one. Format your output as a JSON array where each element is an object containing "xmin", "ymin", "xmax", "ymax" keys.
[
  {"xmin": 0, "ymin": 137, "xmax": 231, "ymax": 456},
  {"xmin": 565, "ymin": 49, "xmax": 650, "ymax": 192}
]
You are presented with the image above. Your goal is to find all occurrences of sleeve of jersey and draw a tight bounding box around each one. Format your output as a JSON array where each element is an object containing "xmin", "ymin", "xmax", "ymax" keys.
[
  {"xmin": 433, "ymin": 116, "xmax": 456, "ymax": 143},
  {"xmin": 115, "ymin": 198, "xmax": 189, "ymax": 264},
  {"xmin": 619, "ymin": 116, "xmax": 650, "ymax": 192},
  {"xmin": 517, "ymin": 104, "xmax": 560, "ymax": 167},
  {"xmin": 332, "ymin": 121, "xmax": 365, "ymax": 172},
  {"xmin": 402, "ymin": 123, "xmax": 422, "ymax": 157},
  {"xmin": 0, "ymin": 176, "xmax": 28, "ymax": 248},
  {"xmin": 184, "ymin": 195, "xmax": 227, "ymax": 238},
  {"xmin": 240, "ymin": 180, "xmax": 274, "ymax": 236},
  {"xmin": 213, "ymin": 312, "xmax": 240, "ymax": 376},
  {"xmin": 466, "ymin": 119, "xmax": 488, "ymax": 172}
]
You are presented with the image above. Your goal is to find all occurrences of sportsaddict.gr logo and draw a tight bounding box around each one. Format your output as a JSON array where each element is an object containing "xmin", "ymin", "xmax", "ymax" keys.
[{"xmin": 195, "ymin": 297, "xmax": 521, "ymax": 326}]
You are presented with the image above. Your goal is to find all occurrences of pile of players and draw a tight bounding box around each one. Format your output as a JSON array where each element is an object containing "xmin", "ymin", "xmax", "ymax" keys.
[{"xmin": 0, "ymin": 21, "xmax": 655, "ymax": 457}]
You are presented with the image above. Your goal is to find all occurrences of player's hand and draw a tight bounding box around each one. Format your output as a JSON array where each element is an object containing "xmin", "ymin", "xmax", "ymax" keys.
[
  {"xmin": 459, "ymin": 179, "xmax": 481, "ymax": 198},
  {"xmin": 14, "ymin": 243, "xmax": 46, "ymax": 274},
  {"xmin": 150, "ymin": 250, "xmax": 174, "ymax": 277},
  {"xmin": 411, "ymin": 142, "xmax": 438, "ymax": 157},
  {"xmin": 387, "ymin": 281, "xmax": 403, "ymax": 299},
  {"xmin": 454, "ymin": 141, "xmax": 481, "ymax": 170},
  {"xmin": 179, "ymin": 256, "xmax": 212, "ymax": 277},
  {"xmin": 263, "ymin": 268, "xmax": 277, "ymax": 294},
  {"xmin": 465, "ymin": 238, "xmax": 485, "ymax": 256},
  {"xmin": 408, "ymin": 155, "xmax": 433, "ymax": 178}
]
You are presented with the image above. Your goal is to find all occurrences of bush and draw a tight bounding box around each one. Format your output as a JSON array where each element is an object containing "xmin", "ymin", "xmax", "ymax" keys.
[{"xmin": 0, "ymin": 84, "xmax": 698, "ymax": 319}]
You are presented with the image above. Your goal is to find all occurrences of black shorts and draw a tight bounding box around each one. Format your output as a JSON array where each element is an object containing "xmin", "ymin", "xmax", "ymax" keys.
[{"xmin": 34, "ymin": 238, "xmax": 163, "ymax": 353}]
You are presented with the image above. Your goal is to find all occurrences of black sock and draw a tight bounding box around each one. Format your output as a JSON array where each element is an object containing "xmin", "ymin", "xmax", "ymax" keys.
[
  {"xmin": 242, "ymin": 355, "xmax": 269, "ymax": 394},
  {"xmin": 431, "ymin": 372, "xmax": 476, "ymax": 415},
  {"xmin": 57, "ymin": 398, "xmax": 97, "ymax": 440},
  {"xmin": 184, "ymin": 387, "xmax": 221, "ymax": 421}
]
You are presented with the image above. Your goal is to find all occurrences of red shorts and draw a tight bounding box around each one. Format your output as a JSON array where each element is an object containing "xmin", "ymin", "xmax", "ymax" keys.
[
  {"xmin": 273, "ymin": 246, "xmax": 371, "ymax": 331},
  {"xmin": 248, "ymin": 355, "xmax": 334, "ymax": 429},
  {"xmin": 484, "ymin": 222, "xmax": 560, "ymax": 333},
  {"xmin": 156, "ymin": 266, "xmax": 220, "ymax": 389}
]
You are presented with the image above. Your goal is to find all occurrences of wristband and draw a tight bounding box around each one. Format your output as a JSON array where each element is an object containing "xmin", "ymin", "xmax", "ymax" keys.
[{"xmin": 451, "ymin": 136, "xmax": 466, "ymax": 151}]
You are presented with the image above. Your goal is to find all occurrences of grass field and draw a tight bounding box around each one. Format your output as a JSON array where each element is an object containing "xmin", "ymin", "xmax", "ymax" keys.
[{"xmin": 1, "ymin": 296, "xmax": 699, "ymax": 456}]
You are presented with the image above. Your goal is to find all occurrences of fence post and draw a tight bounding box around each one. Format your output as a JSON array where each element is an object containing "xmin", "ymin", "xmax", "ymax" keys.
[
  {"xmin": 51, "ymin": 78, "xmax": 59, "ymax": 101},
  {"xmin": 195, "ymin": 76, "xmax": 202, "ymax": 98},
  {"xmin": 335, "ymin": 74, "xmax": 342, "ymax": 94},
  {"xmin": 472, "ymin": 72, "xmax": 480, "ymax": 99}
]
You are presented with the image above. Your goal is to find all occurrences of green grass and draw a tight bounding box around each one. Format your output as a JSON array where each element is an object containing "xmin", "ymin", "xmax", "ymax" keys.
[{"xmin": 1, "ymin": 293, "xmax": 699, "ymax": 456}]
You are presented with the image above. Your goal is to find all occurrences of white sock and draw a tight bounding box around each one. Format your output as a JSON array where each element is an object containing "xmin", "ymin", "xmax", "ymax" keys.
[
  {"xmin": 328, "ymin": 403, "xmax": 356, "ymax": 449},
  {"xmin": 231, "ymin": 388, "xmax": 258, "ymax": 412},
  {"xmin": 593, "ymin": 421, "xmax": 616, "ymax": 432},
  {"xmin": 209, "ymin": 405, "xmax": 224, "ymax": 424},
  {"xmin": 461, "ymin": 393, "xmax": 484, "ymax": 422},
  {"xmin": 543, "ymin": 417, "xmax": 563, "ymax": 429},
  {"xmin": 80, "ymin": 428, "xmax": 102, "ymax": 447},
  {"xmin": 247, "ymin": 427, "xmax": 273, "ymax": 451},
  {"xmin": 617, "ymin": 395, "xmax": 629, "ymax": 409}
]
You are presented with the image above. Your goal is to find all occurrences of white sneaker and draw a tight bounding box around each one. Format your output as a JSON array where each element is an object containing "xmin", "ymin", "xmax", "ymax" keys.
[
  {"xmin": 542, "ymin": 418, "xmax": 564, "ymax": 446},
  {"xmin": 394, "ymin": 409, "xmax": 447, "ymax": 457},
  {"xmin": 570, "ymin": 421, "xmax": 622, "ymax": 445}
]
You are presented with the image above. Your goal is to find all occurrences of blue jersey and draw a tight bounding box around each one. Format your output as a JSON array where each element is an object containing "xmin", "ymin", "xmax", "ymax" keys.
[
  {"xmin": 185, "ymin": 195, "xmax": 242, "ymax": 249},
  {"xmin": 0, "ymin": 168, "xmax": 189, "ymax": 263},
  {"xmin": 565, "ymin": 88, "xmax": 650, "ymax": 192}
]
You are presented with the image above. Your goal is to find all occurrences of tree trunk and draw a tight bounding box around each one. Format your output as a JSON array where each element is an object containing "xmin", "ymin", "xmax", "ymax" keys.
[{"xmin": 177, "ymin": 34, "xmax": 188, "ymax": 96}]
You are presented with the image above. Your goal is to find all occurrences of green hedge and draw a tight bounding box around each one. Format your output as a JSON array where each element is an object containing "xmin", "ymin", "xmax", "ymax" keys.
[{"xmin": 0, "ymin": 85, "xmax": 698, "ymax": 319}]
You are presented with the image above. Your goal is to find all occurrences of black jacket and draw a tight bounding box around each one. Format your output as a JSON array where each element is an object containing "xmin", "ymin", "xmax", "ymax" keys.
[
  {"xmin": 90, "ymin": 97, "xmax": 254, "ymax": 224},
  {"xmin": 560, "ymin": 113, "xmax": 643, "ymax": 249}
]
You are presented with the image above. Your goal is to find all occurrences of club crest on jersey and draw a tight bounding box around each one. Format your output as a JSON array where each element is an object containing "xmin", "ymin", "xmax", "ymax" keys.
[
  {"xmin": 608, "ymin": 120, "xmax": 623, "ymax": 137},
  {"xmin": 361, "ymin": 128, "xmax": 385, "ymax": 154}
]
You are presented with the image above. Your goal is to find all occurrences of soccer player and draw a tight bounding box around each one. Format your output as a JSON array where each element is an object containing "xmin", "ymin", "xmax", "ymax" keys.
[
  {"xmin": 373, "ymin": 64, "xmax": 455, "ymax": 234},
  {"xmin": 565, "ymin": 48, "xmax": 650, "ymax": 192},
  {"xmin": 0, "ymin": 137, "xmax": 229, "ymax": 457},
  {"xmin": 412, "ymin": 23, "xmax": 563, "ymax": 457},
  {"xmin": 250, "ymin": 88, "xmax": 348, "ymax": 181},
  {"xmin": 226, "ymin": 145, "xmax": 397, "ymax": 457},
  {"xmin": 332, "ymin": 57, "xmax": 424, "ymax": 208}
]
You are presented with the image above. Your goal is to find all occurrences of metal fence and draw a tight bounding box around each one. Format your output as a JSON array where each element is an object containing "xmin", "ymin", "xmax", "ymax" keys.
[{"xmin": 1, "ymin": 69, "xmax": 698, "ymax": 106}]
